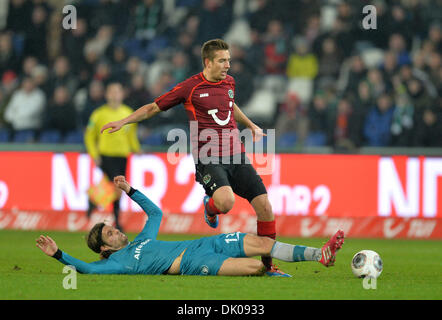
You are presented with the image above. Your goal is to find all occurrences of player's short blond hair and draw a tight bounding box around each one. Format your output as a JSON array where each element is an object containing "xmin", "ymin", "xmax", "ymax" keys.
[{"xmin": 201, "ymin": 39, "xmax": 229, "ymax": 68}]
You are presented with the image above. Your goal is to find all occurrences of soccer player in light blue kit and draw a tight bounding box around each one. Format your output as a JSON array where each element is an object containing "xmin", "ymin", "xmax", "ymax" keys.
[{"xmin": 36, "ymin": 176, "xmax": 344, "ymax": 276}]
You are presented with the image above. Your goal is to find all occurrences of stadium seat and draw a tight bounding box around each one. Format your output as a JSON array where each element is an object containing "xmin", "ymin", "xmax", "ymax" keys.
[
  {"xmin": 64, "ymin": 130, "xmax": 84, "ymax": 144},
  {"xmin": 361, "ymin": 48, "xmax": 384, "ymax": 68},
  {"xmin": 287, "ymin": 78, "xmax": 314, "ymax": 105},
  {"xmin": 320, "ymin": 5, "xmax": 337, "ymax": 30},
  {"xmin": 224, "ymin": 19, "xmax": 252, "ymax": 47},
  {"xmin": 305, "ymin": 132, "xmax": 327, "ymax": 147},
  {"xmin": 242, "ymin": 89, "xmax": 277, "ymax": 126},
  {"xmin": 39, "ymin": 130, "xmax": 62, "ymax": 143},
  {"xmin": 278, "ymin": 132, "xmax": 297, "ymax": 148},
  {"xmin": 141, "ymin": 132, "xmax": 163, "ymax": 146},
  {"xmin": 0, "ymin": 129, "xmax": 11, "ymax": 143},
  {"xmin": 13, "ymin": 130, "xmax": 36, "ymax": 143}
]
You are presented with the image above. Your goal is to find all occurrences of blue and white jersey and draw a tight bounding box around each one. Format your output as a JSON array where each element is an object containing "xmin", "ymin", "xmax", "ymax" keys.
[{"xmin": 56, "ymin": 190, "xmax": 191, "ymax": 275}]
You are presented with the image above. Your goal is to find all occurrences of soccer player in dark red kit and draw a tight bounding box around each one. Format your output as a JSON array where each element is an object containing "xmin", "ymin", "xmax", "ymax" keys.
[{"xmin": 101, "ymin": 39, "xmax": 289, "ymax": 276}]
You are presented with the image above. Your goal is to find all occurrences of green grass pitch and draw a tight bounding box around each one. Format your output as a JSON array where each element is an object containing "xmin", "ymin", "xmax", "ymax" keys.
[{"xmin": 0, "ymin": 229, "xmax": 441, "ymax": 300}]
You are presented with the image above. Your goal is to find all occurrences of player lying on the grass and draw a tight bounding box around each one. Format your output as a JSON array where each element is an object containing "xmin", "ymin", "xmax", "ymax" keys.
[{"xmin": 36, "ymin": 176, "xmax": 344, "ymax": 276}]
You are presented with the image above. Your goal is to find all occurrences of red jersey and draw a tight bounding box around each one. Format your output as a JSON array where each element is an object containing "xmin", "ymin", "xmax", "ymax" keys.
[{"xmin": 154, "ymin": 72, "xmax": 245, "ymax": 158}]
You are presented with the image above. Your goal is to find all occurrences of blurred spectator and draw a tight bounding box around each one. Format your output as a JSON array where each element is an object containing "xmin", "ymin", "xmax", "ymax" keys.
[
  {"xmin": 21, "ymin": 56, "xmax": 38, "ymax": 79},
  {"xmin": 354, "ymin": 80, "xmax": 373, "ymax": 114},
  {"xmin": 307, "ymin": 91, "xmax": 334, "ymax": 142},
  {"xmin": 0, "ymin": 70, "xmax": 19, "ymax": 126},
  {"xmin": 30, "ymin": 64, "xmax": 49, "ymax": 93},
  {"xmin": 107, "ymin": 45, "xmax": 129, "ymax": 85},
  {"xmin": 406, "ymin": 78, "xmax": 434, "ymax": 116},
  {"xmin": 125, "ymin": 56, "xmax": 147, "ymax": 83},
  {"xmin": 0, "ymin": 32, "xmax": 21, "ymax": 75},
  {"xmin": 244, "ymin": 29, "xmax": 265, "ymax": 75},
  {"xmin": 124, "ymin": 74, "xmax": 151, "ymax": 109},
  {"xmin": 197, "ymin": 0, "xmax": 233, "ymax": 43},
  {"xmin": 343, "ymin": 55, "xmax": 367, "ymax": 96},
  {"xmin": 426, "ymin": 51, "xmax": 441, "ymax": 90},
  {"xmin": 331, "ymin": 97, "xmax": 364, "ymax": 150},
  {"xmin": 316, "ymin": 37, "xmax": 342, "ymax": 82},
  {"xmin": 390, "ymin": 93, "xmax": 414, "ymax": 146},
  {"xmin": 80, "ymin": 80, "xmax": 105, "ymax": 128},
  {"xmin": 43, "ymin": 86, "xmax": 77, "ymax": 135},
  {"xmin": 93, "ymin": 60, "xmax": 113, "ymax": 86},
  {"xmin": 61, "ymin": 18, "xmax": 88, "ymax": 72},
  {"xmin": 170, "ymin": 51, "xmax": 190, "ymax": 84},
  {"xmin": 381, "ymin": 51, "xmax": 399, "ymax": 89},
  {"xmin": 363, "ymin": 92, "xmax": 395, "ymax": 147},
  {"xmin": 23, "ymin": 4, "xmax": 50, "ymax": 63},
  {"xmin": 173, "ymin": 31, "xmax": 200, "ymax": 75},
  {"xmin": 249, "ymin": 0, "xmax": 273, "ymax": 34},
  {"xmin": 387, "ymin": 4, "xmax": 413, "ymax": 50},
  {"xmin": 387, "ymin": 33, "xmax": 411, "ymax": 66},
  {"xmin": 88, "ymin": 0, "xmax": 123, "ymax": 33},
  {"xmin": 4, "ymin": 77, "xmax": 46, "ymax": 132},
  {"xmin": 426, "ymin": 23, "xmax": 441, "ymax": 52},
  {"xmin": 274, "ymin": 92, "xmax": 308, "ymax": 144},
  {"xmin": 366, "ymin": 68, "xmax": 386, "ymax": 99},
  {"xmin": 286, "ymin": 37, "xmax": 318, "ymax": 80},
  {"xmin": 229, "ymin": 60, "xmax": 253, "ymax": 107},
  {"xmin": 302, "ymin": 14, "xmax": 321, "ymax": 49},
  {"xmin": 329, "ymin": 2, "xmax": 357, "ymax": 59},
  {"xmin": 47, "ymin": 56, "xmax": 78, "ymax": 96},
  {"xmin": 131, "ymin": 0, "xmax": 165, "ymax": 41},
  {"xmin": 262, "ymin": 19, "xmax": 288, "ymax": 75},
  {"xmin": 84, "ymin": 25, "xmax": 114, "ymax": 61},
  {"xmin": 6, "ymin": 0, "xmax": 32, "ymax": 34},
  {"xmin": 413, "ymin": 105, "xmax": 442, "ymax": 147}
]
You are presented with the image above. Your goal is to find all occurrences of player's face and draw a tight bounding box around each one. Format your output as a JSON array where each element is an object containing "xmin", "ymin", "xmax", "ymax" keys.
[
  {"xmin": 207, "ymin": 50, "xmax": 231, "ymax": 81},
  {"xmin": 101, "ymin": 225, "xmax": 128, "ymax": 250}
]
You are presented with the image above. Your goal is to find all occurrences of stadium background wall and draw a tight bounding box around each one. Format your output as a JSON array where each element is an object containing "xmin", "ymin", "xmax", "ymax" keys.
[{"xmin": 0, "ymin": 151, "xmax": 441, "ymax": 239}]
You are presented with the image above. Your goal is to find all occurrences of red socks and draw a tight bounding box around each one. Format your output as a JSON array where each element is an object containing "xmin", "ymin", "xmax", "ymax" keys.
[
  {"xmin": 257, "ymin": 220, "xmax": 276, "ymax": 269},
  {"xmin": 205, "ymin": 197, "xmax": 223, "ymax": 216},
  {"xmin": 257, "ymin": 220, "xmax": 276, "ymax": 240}
]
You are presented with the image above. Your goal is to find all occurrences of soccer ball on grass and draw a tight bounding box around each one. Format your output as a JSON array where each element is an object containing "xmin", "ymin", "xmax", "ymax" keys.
[{"xmin": 351, "ymin": 250, "xmax": 383, "ymax": 279}]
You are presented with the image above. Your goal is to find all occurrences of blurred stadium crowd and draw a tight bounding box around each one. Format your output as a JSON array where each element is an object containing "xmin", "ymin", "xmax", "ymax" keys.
[{"xmin": 0, "ymin": 0, "xmax": 440, "ymax": 150}]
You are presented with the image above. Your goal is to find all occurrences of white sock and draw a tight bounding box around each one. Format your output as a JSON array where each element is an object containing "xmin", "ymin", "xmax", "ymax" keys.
[{"xmin": 270, "ymin": 241, "xmax": 321, "ymax": 262}]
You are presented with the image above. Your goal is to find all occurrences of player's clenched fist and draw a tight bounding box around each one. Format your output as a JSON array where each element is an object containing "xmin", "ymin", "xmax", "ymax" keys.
[{"xmin": 113, "ymin": 176, "xmax": 131, "ymax": 193}]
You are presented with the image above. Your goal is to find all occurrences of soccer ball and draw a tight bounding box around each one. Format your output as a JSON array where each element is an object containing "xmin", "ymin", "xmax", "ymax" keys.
[{"xmin": 351, "ymin": 250, "xmax": 383, "ymax": 279}]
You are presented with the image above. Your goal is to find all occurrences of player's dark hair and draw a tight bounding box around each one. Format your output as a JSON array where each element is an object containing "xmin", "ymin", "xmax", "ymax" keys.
[
  {"xmin": 87, "ymin": 222, "xmax": 106, "ymax": 254},
  {"xmin": 201, "ymin": 39, "xmax": 229, "ymax": 68},
  {"xmin": 87, "ymin": 223, "xmax": 119, "ymax": 259}
]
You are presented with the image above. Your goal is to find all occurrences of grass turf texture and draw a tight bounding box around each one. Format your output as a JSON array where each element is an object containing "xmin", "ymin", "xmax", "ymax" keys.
[{"xmin": 0, "ymin": 229, "xmax": 441, "ymax": 300}]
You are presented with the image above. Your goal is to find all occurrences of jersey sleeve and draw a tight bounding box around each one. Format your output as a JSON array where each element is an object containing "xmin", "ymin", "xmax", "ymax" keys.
[
  {"xmin": 129, "ymin": 189, "xmax": 163, "ymax": 241},
  {"xmin": 56, "ymin": 251, "xmax": 123, "ymax": 274},
  {"xmin": 154, "ymin": 81, "xmax": 192, "ymax": 111}
]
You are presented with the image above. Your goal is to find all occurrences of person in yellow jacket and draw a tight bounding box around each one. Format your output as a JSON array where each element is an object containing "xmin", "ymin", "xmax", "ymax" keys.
[{"xmin": 84, "ymin": 82, "xmax": 141, "ymax": 231}]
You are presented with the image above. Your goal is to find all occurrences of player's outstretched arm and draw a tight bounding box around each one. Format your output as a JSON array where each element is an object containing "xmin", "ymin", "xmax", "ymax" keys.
[
  {"xmin": 114, "ymin": 175, "xmax": 163, "ymax": 240},
  {"xmin": 100, "ymin": 102, "xmax": 161, "ymax": 134},
  {"xmin": 36, "ymin": 235, "xmax": 122, "ymax": 274}
]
